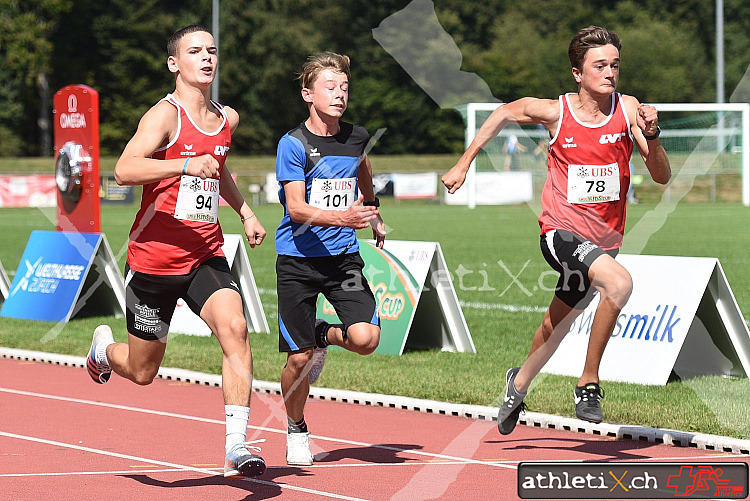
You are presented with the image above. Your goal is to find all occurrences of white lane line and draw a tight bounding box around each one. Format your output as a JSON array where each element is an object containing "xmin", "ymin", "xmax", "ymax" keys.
[
  {"xmin": 0, "ymin": 468, "xmax": 197, "ymax": 477},
  {"xmin": 459, "ymin": 301, "xmax": 547, "ymax": 313},
  {"xmin": 2, "ymin": 451, "xmax": 746, "ymax": 480},
  {"xmin": 0, "ymin": 386, "xmax": 513, "ymax": 470},
  {"xmin": 0, "ymin": 431, "xmax": 371, "ymax": 501},
  {"xmin": 259, "ymin": 287, "xmax": 548, "ymax": 314},
  {"xmin": 8, "ymin": 386, "xmax": 740, "ymax": 473},
  {"xmin": 0, "ymin": 461, "xmax": 495, "ymax": 478}
]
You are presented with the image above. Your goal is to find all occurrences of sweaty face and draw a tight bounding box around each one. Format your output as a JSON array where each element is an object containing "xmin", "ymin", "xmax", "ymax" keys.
[
  {"xmin": 170, "ymin": 31, "xmax": 217, "ymax": 86},
  {"xmin": 305, "ymin": 68, "xmax": 349, "ymax": 119},
  {"xmin": 573, "ymin": 44, "xmax": 620, "ymax": 95}
]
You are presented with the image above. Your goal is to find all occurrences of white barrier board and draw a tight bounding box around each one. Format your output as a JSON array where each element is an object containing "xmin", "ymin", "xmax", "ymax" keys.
[
  {"xmin": 169, "ymin": 234, "xmax": 269, "ymax": 336},
  {"xmin": 445, "ymin": 171, "xmax": 533, "ymax": 205},
  {"xmin": 542, "ymin": 254, "xmax": 750, "ymax": 385},
  {"xmin": 0, "ymin": 260, "xmax": 9, "ymax": 306},
  {"xmin": 318, "ymin": 239, "xmax": 475, "ymax": 354}
]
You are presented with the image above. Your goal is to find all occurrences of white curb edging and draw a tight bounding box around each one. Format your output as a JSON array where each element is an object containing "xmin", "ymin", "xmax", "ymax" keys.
[{"xmin": 2, "ymin": 347, "xmax": 748, "ymax": 455}]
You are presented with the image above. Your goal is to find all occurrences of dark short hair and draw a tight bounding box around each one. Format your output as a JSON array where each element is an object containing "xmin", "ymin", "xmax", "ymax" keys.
[
  {"xmin": 167, "ymin": 25, "xmax": 210, "ymax": 57},
  {"xmin": 568, "ymin": 26, "xmax": 622, "ymax": 69}
]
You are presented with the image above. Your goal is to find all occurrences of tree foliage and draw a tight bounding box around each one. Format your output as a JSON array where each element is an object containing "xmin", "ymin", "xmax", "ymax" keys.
[{"xmin": 1, "ymin": 0, "xmax": 748, "ymax": 157}]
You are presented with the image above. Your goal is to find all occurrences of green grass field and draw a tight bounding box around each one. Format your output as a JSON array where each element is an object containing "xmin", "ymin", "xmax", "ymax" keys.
[{"xmin": 0, "ymin": 199, "xmax": 749, "ymax": 439}]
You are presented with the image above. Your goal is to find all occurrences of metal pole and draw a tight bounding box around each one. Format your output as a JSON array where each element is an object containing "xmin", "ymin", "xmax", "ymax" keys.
[
  {"xmin": 716, "ymin": 0, "xmax": 725, "ymax": 153},
  {"xmin": 716, "ymin": 0, "xmax": 724, "ymax": 105},
  {"xmin": 211, "ymin": 0, "xmax": 219, "ymax": 103}
]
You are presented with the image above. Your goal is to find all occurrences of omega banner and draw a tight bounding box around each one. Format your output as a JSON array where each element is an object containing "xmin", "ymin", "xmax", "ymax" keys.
[
  {"xmin": 53, "ymin": 85, "xmax": 100, "ymax": 233},
  {"xmin": 316, "ymin": 240, "xmax": 476, "ymax": 355},
  {"xmin": 542, "ymin": 254, "xmax": 750, "ymax": 385}
]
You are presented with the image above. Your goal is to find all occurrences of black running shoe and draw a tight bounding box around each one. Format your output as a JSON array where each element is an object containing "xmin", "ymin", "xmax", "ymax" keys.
[
  {"xmin": 574, "ymin": 382, "xmax": 605, "ymax": 423},
  {"xmin": 497, "ymin": 367, "xmax": 527, "ymax": 435}
]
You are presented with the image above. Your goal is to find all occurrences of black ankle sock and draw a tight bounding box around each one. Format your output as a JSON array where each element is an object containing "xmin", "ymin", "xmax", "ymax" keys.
[{"xmin": 287, "ymin": 417, "xmax": 308, "ymax": 434}]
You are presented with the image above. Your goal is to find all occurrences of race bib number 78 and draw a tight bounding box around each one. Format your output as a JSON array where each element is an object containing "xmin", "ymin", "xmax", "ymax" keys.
[{"xmin": 567, "ymin": 163, "xmax": 620, "ymax": 204}]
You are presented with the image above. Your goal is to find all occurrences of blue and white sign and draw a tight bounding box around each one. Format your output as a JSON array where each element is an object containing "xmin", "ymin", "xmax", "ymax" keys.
[
  {"xmin": 0, "ymin": 231, "xmax": 125, "ymax": 322},
  {"xmin": 542, "ymin": 254, "xmax": 750, "ymax": 385}
]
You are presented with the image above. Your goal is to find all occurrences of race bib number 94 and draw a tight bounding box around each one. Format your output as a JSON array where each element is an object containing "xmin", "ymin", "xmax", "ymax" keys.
[
  {"xmin": 309, "ymin": 177, "xmax": 356, "ymax": 211},
  {"xmin": 174, "ymin": 175, "xmax": 219, "ymax": 223},
  {"xmin": 567, "ymin": 162, "xmax": 620, "ymax": 204}
]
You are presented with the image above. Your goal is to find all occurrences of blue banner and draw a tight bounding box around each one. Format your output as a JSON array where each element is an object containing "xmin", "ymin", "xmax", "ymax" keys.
[{"xmin": 1, "ymin": 231, "xmax": 101, "ymax": 322}]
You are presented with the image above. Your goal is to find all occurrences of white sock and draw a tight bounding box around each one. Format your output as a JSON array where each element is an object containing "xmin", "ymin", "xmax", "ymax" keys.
[
  {"xmin": 95, "ymin": 341, "xmax": 114, "ymax": 366},
  {"xmin": 225, "ymin": 405, "xmax": 250, "ymax": 453}
]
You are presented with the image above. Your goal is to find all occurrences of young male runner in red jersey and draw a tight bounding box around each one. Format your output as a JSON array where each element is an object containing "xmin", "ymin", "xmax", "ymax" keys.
[
  {"xmin": 442, "ymin": 26, "xmax": 670, "ymax": 431},
  {"xmin": 86, "ymin": 25, "xmax": 267, "ymax": 477}
]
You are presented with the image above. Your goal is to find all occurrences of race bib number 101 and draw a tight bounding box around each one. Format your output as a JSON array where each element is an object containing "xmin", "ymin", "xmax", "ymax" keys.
[
  {"xmin": 174, "ymin": 175, "xmax": 219, "ymax": 223},
  {"xmin": 309, "ymin": 177, "xmax": 356, "ymax": 211},
  {"xmin": 567, "ymin": 162, "xmax": 620, "ymax": 204}
]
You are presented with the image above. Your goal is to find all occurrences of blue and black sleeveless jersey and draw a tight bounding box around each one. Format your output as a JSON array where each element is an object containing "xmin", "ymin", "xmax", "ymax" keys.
[{"xmin": 275, "ymin": 121, "xmax": 370, "ymax": 257}]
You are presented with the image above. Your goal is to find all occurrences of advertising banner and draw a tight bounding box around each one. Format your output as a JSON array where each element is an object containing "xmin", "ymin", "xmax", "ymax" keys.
[
  {"xmin": 99, "ymin": 176, "xmax": 134, "ymax": 205},
  {"xmin": 445, "ymin": 171, "xmax": 534, "ymax": 205},
  {"xmin": 316, "ymin": 240, "xmax": 475, "ymax": 355},
  {"xmin": 542, "ymin": 254, "xmax": 750, "ymax": 385},
  {"xmin": 0, "ymin": 231, "xmax": 124, "ymax": 322},
  {"xmin": 0, "ymin": 175, "xmax": 56, "ymax": 207},
  {"xmin": 391, "ymin": 172, "xmax": 438, "ymax": 199}
]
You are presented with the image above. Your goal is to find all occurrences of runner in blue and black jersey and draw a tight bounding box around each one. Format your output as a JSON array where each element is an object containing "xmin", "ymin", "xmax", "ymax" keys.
[{"xmin": 274, "ymin": 52, "xmax": 386, "ymax": 466}]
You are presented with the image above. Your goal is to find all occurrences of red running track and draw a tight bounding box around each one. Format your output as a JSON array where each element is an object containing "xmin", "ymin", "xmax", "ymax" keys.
[{"xmin": 0, "ymin": 357, "xmax": 747, "ymax": 500}]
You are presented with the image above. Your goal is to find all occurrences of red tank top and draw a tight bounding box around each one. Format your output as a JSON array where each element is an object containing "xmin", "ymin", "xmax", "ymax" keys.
[
  {"xmin": 127, "ymin": 94, "xmax": 230, "ymax": 274},
  {"xmin": 539, "ymin": 93, "xmax": 633, "ymax": 250}
]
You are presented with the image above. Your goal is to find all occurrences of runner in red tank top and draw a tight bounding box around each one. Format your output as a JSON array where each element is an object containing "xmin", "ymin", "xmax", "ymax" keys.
[
  {"xmin": 443, "ymin": 26, "xmax": 670, "ymax": 430},
  {"xmin": 126, "ymin": 93, "xmax": 231, "ymax": 274},
  {"xmin": 84, "ymin": 25, "xmax": 267, "ymax": 478}
]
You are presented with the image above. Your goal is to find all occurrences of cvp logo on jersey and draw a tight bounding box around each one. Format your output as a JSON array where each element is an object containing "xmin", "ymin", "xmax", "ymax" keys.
[
  {"xmin": 599, "ymin": 132, "xmax": 627, "ymax": 144},
  {"xmin": 59, "ymin": 94, "xmax": 87, "ymax": 129},
  {"xmin": 214, "ymin": 145, "xmax": 230, "ymax": 156},
  {"xmin": 10, "ymin": 257, "xmax": 85, "ymax": 297}
]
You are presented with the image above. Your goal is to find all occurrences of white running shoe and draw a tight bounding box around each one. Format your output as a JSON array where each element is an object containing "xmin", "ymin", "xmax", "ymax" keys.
[
  {"xmin": 286, "ymin": 431, "xmax": 314, "ymax": 466},
  {"xmin": 87, "ymin": 325, "xmax": 114, "ymax": 384},
  {"xmin": 224, "ymin": 439, "xmax": 266, "ymax": 477}
]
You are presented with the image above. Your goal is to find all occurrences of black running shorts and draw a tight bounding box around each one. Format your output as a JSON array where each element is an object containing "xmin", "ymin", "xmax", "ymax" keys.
[
  {"xmin": 539, "ymin": 229, "xmax": 618, "ymax": 309},
  {"xmin": 276, "ymin": 252, "xmax": 379, "ymax": 352},
  {"xmin": 124, "ymin": 256, "xmax": 239, "ymax": 341}
]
